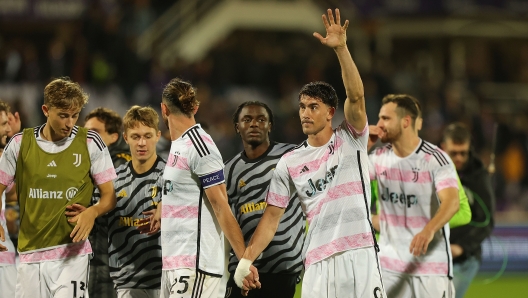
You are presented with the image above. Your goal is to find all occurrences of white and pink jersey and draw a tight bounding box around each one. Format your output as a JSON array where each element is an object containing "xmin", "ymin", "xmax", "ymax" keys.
[
  {"xmin": 266, "ymin": 120, "xmax": 376, "ymax": 269},
  {"xmin": 161, "ymin": 124, "xmax": 225, "ymax": 276},
  {"xmin": 0, "ymin": 190, "xmax": 16, "ymax": 266},
  {"xmin": 0, "ymin": 125, "xmax": 116, "ymax": 263},
  {"xmin": 369, "ymin": 140, "xmax": 458, "ymax": 277}
]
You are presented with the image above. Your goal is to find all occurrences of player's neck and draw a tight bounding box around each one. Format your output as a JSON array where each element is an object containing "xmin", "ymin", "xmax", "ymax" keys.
[
  {"xmin": 41, "ymin": 123, "xmax": 66, "ymax": 142},
  {"xmin": 392, "ymin": 133, "xmax": 421, "ymax": 158},
  {"xmin": 132, "ymin": 154, "xmax": 158, "ymax": 175},
  {"xmin": 244, "ymin": 139, "xmax": 271, "ymax": 160},
  {"xmin": 168, "ymin": 114, "xmax": 196, "ymax": 141},
  {"xmin": 306, "ymin": 126, "xmax": 333, "ymax": 147}
]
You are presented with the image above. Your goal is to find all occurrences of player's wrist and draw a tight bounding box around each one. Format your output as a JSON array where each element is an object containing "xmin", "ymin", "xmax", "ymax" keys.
[{"xmin": 234, "ymin": 258, "xmax": 252, "ymax": 288}]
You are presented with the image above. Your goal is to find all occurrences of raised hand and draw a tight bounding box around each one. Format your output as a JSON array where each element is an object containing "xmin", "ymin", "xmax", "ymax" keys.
[{"xmin": 313, "ymin": 8, "xmax": 349, "ymax": 49}]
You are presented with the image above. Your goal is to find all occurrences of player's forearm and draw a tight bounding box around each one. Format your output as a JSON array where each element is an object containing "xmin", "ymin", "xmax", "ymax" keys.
[
  {"xmin": 216, "ymin": 204, "xmax": 246, "ymax": 259},
  {"xmin": 89, "ymin": 193, "xmax": 116, "ymax": 218},
  {"xmin": 335, "ymin": 46, "xmax": 364, "ymax": 104},
  {"xmin": 243, "ymin": 207, "xmax": 282, "ymax": 262},
  {"xmin": 424, "ymin": 197, "xmax": 459, "ymax": 234},
  {"xmin": 372, "ymin": 214, "xmax": 380, "ymax": 232}
]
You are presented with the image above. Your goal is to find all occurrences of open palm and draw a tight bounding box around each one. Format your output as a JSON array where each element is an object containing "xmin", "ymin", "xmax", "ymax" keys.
[{"xmin": 313, "ymin": 8, "xmax": 349, "ymax": 49}]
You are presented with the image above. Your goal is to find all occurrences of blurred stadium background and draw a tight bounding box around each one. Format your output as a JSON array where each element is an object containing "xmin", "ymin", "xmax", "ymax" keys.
[{"xmin": 1, "ymin": 0, "xmax": 528, "ymax": 296}]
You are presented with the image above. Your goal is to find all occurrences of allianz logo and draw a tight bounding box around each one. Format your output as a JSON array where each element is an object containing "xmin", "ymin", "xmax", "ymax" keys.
[{"xmin": 28, "ymin": 187, "xmax": 78, "ymax": 201}]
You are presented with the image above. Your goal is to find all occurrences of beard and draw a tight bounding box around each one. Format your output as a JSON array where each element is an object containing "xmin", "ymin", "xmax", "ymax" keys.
[{"xmin": 380, "ymin": 127, "xmax": 402, "ymax": 143}]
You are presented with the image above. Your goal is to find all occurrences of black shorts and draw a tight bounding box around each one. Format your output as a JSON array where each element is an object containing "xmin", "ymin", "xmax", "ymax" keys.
[{"xmin": 225, "ymin": 272, "xmax": 299, "ymax": 298}]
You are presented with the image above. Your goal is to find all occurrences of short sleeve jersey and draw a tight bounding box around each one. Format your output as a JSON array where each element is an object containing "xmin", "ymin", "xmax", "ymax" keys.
[
  {"xmin": 0, "ymin": 125, "xmax": 116, "ymax": 262},
  {"xmin": 106, "ymin": 157, "xmax": 165, "ymax": 290},
  {"xmin": 0, "ymin": 192, "xmax": 16, "ymax": 266},
  {"xmin": 161, "ymin": 124, "xmax": 225, "ymax": 276},
  {"xmin": 368, "ymin": 140, "xmax": 459, "ymax": 277},
  {"xmin": 266, "ymin": 121, "xmax": 375, "ymax": 268},
  {"xmin": 224, "ymin": 143, "xmax": 305, "ymax": 274}
]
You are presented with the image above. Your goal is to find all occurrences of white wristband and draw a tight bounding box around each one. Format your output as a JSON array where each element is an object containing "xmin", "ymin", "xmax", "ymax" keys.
[{"xmin": 234, "ymin": 258, "xmax": 252, "ymax": 288}]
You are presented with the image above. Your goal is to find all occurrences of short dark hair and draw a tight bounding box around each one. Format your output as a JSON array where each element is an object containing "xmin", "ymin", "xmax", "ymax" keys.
[
  {"xmin": 298, "ymin": 81, "xmax": 338, "ymax": 109},
  {"xmin": 381, "ymin": 94, "xmax": 421, "ymax": 127},
  {"xmin": 85, "ymin": 107, "xmax": 123, "ymax": 135},
  {"xmin": 443, "ymin": 122, "xmax": 471, "ymax": 144},
  {"xmin": 162, "ymin": 78, "xmax": 199, "ymax": 116},
  {"xmin": 232, "ymin": 101, "xmax": 274, "ymax": 130}
]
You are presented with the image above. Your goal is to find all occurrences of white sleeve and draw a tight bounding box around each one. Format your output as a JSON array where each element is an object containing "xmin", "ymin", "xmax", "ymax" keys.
[
  {"xmin": 87, "ymin": 132, "xmax": 117, "ymax": 185},
  {"xmin": 265, "ymin": 157, "xmax": 292, "ymax": 208},
  {"xmin": 190, "ymin": 146, "xmax": 225, "ymax": 189},
  {"xmin": 0, "ymin": 133, "xmax": 22, "ymax": 187},
  {"xmin": 432, "ymin": 150, "xmax": 459, "ymax": 192},
  {"xmin": 337, "ymin": 120, "xmax": 369, "ymax": 151}
]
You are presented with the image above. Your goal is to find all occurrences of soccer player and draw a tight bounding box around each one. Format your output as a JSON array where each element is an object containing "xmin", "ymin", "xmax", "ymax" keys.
[
  {"xmin": 234, "ymin": 9, "xmax": 385, "ymax": 298},
  {"xmin": 84, "ymin": 107, "xmax": 131, "ymax": 298},
  {"xmin": 368, "ymin": 94, "xmax": 460, "ymax": 298},
  {"xmin": 440, "ymin": 123, "xmax": 495, "ymax": 298},
  {"xmin": 159, "ymin": 78, "xmax": 258, "ymax": 297},
  {"xmin": 224, "ymin": 101, "xmax": 305, "ymax": 298},
  {"xmin": 0, "ymin": 100, "xmax": 15, "ymax": 298},
  {"xmin": 0, "ymin": 77, "xmax": 117, "ymax": 298},
  {"xmin": 69, "ymin": 105, "xmax": 165, "ymax": 297}
]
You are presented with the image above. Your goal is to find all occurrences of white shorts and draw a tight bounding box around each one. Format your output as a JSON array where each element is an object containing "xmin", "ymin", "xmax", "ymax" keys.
[
  {"xmin": 161, "ymin": 268, "xmax": 221, "ymax": 298},
  {"xmin": 116, "ymin": 288, "xmax": 160, "ymax": 298},
  {"xmin": 15, "ymin": 254, "xmax": 90, "ymax": 298},
  {"xmin": 0, "ymin": 264, "xmax": 17, "ymax": 297},
  {"xmin": 382, "ymin": 269, "xmax": 455, "ymax": 298},
  {"xmin": 302, "ymin": 247, "xmax": 385, "ymax": 298}
]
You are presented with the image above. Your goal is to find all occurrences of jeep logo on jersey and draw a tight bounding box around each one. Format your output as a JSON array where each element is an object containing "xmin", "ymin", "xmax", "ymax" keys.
[
  {"xmin": 374, "ymin": 287, "xmax": 383, "ymax": 298},
  {"xmin": 163, "ymin": 180, "xmax": 174, "ymax": 195},
  {"xmin": 305, "ymin": 165, "xmax": 338, "ymax": 197},
  {"xmin": 381, "ymin": 187, "xmax": 418, "ymax": 208},
  {"xmin": 65, "ymin": 187, "xmax": 78, "ymax": 201}
]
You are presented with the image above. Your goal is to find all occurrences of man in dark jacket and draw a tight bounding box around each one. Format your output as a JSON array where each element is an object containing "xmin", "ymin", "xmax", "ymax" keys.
[
  {"xmin": 84, "ymin": 107, "xmax": 131, "ymax": 298},
  {"xmin": 441, "ymin": 123, "xmax": 495, "ymax": 298}
]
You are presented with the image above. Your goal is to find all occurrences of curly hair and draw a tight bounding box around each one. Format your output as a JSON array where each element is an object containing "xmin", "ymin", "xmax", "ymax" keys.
[
  {"xmin": 44, "ymin": 77, "xmax": 88, "ymax": 110},
  {"xmin": 231, "ymin": 101, "xmax": 274, "ymax": 131},
  {"xmin": 123, "ymin": 105, "xmax": 160, "ymax": 133},
  {"xmin": 298, "ymin": 81, "xmax": 338, "ymax": 109},
  {"xmin": 85, "ymin": 107, "xmax": 123, "ymax": 135},
  {"xmin": 162, "ymin": 78, "xmax": 199, "ymax": 117}
]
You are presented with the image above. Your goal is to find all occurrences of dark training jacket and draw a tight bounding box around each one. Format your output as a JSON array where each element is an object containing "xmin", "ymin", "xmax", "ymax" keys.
[{"xmin": 450, "ymin": 151, "xmax": 495, "ymax": 263}]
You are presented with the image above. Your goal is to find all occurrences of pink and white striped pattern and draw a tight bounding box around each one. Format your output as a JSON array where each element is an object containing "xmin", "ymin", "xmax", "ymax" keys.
[
  {"xmin": 380, "ymin": 256, "xmax": 448, "ymax": 275},
  {"xmin": 19, "ymin": 240, "xmax": 92, "ymax": 263},
  {"xmin": 162, "ymin": 205, "xmax": 199, "ymax": 219},
  {"xmin": 162, "ymin": 255, "xmax": 196, "ymax": 269},
  {"xmin": 305, "ymin": 233, "xmax": 374, "ymax": 266},
  {"xmin": 0, "ymin": 252, "xmax": 16, "ymax": 265}
]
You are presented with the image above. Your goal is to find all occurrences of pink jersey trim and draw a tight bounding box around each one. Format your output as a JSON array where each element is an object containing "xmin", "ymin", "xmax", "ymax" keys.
[
  {"xmin": 0, "ymin": 170, "xmax": 14, "ymax": 188},
  {"xmin": 305, "ymin": 233, "xmax": 374, "ymax": 267},
  {"xmin": 289, "ymin": 139, "xmax": 344, "ymax": 179},
  {"xmin": 380, "ymin": 256, "xmax": 448, "ymax": 275},
  {"xmin": 162, "ymin": 255, "xmax": 196, "ymax": 269},
  {"xmin": 19, "ymin": 241, "xmax": 92, "ymax": 263},
  {"xmin": 347, "ymin": 121, "xmax": 368, "ymax": 138},
  {"xmin": 379, "ymin": 210, "xmax": 429, "ymax": 229},
  {"xmin": 162, "ymin": 205, "xmax": 199, "ymax": 219},
  {"xmin": 306, "ymin": 181, "xmax": 364, "ymax": 223},
  {"xmin": 167, "ymin": 153, "xmax": 190, "ymax": 170},
  {"xmin": 92, "ymin": 167, "xmax": 117, "ymax": 186},
  {"xmin": 0, "ymin": 252, "xmax": 16, "ymax": 265},
  {"xmin": 266, "ymin": 192, "xmax": 290, "ymax": 208},
  {"xmin": 436, "ymin": 178, "xmax": 458, "ymax": 192},
  {"xmin": 374, "ymin": 164, "xmax": 432, "ymax": 183}
]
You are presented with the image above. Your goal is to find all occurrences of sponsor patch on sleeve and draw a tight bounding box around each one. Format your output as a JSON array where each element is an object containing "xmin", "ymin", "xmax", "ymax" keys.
[{"xmin": 199, "ymin": 169, "xmax": 225, "ymax": 188}]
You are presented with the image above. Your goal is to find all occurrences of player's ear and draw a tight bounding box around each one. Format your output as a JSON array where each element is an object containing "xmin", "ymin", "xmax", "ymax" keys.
[
  {"xmin": 235, "ymin": 123, "xmax": 240, "ymax": 134},
  {"xmin": 123, "ymin": 132, "xmax": 128, "ymax": 144}
]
